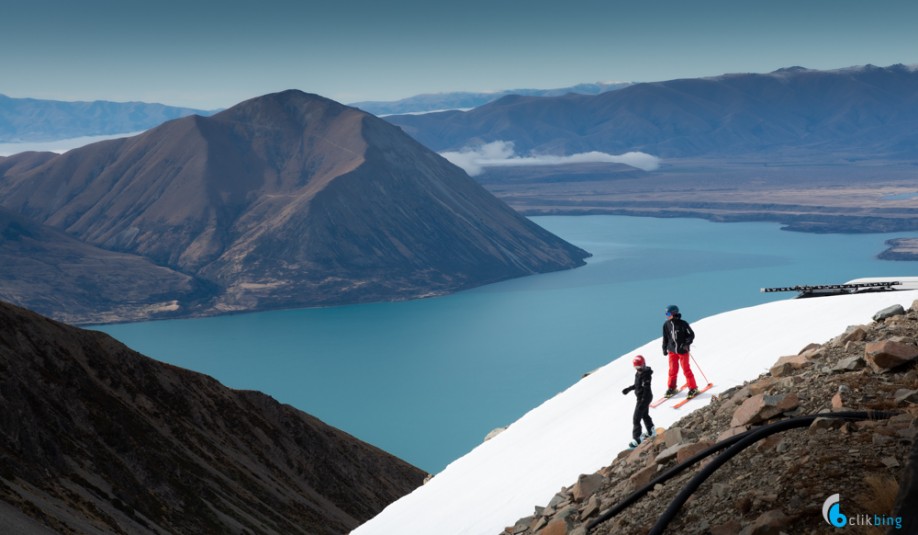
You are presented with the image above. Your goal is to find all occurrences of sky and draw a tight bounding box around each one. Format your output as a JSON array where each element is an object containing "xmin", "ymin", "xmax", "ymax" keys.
[
  {"xmin": 3, "ymin": 1, "xmax": 917, "ymax": 110},
  {"xmin": 353, "ymin": 284, "xmax": 918, "ymax": 534}
]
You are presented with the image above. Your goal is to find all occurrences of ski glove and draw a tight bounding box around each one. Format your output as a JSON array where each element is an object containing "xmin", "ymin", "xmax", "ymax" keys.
[{"xmin": 622, "ymin": 386, "xmax": 634, "ymax": 395}]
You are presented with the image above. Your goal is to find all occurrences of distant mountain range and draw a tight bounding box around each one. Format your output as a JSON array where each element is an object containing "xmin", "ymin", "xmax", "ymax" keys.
[
  {"xmin": 0, "ymin": 90, "xmax": 588, "ymax": 323},
  {"xmin": 349, "ymin": 82, "xmax": 632, "ymax": 116},
  {"xmin": 0, "ymin": 93, "xmax": 214, "ymax": 142},
  {"xmin": 385, "ymin": 64, "xmax": 918, "ymax": 161},
  {"xmin": 0, "ymin": 299, "xmax": 425, "ymax": 534}
]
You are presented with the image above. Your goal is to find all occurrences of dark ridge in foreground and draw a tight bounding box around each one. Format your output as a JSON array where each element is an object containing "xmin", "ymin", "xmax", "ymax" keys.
[{"xmin": 0, "ymin": 300, "xmax": 426, "ymax": 534}]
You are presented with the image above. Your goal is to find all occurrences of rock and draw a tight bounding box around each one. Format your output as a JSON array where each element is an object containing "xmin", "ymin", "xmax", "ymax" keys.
[
  {"xmin": 655, "ymin": 443, "xmax": 689, "ymax": 464},
  {"xmin": 799, "ymin": 346, "xmax": 826, "ymax": 360},
  {"xmin": 831, "ymin": 391, "xmax": 846, "ymax": 410},
  {"xmin": 738, "ymin": 509, "xmax": 792, "ymax": 535},
  {"xmin": 809, "ymin": 417, "xmax": 844, "ymax": 431},
  {"xmin": 710, "ymin": 519, "xmax": 743, "ymax": 535},
  {"xmin": 547, "ymin": 492, "xmax": 569, "ymax": 509},
  {"xmin": 865, "ymin": 340, "xmax": 918, "ymax": 372},
  {"xmin": 747, "ymin": 377, "xmax": 781, "ymax": 396},
  {"xmin": 538, "ymin": 517, "xmax": 572, "ymax": 535},
  {"xmin": 895, "ymin": 389, "xmax": 918, "ymax": 404},
  {"xmin": 718, "ymin": 426, "xmax": 748, "ymax": 442},
  {"xmin": 580, "ymin": 495, "xmax": 600, "ymax": 519},
  {"xmin": 882, "ymin": 456, "xmax": 901, "ymax": 468},
  {"xmin": 512, "ymin": 517, "xmax": 534, "ymax": 534},
  {"xmin": 770, "ymin": 354, "xmax": 812, "ymax": 377},
  {"xmin": 798, "ymin": 342, "xmax": 821, "ymax": 354},
  {"xmin": 629, "ymin": 463, "xmax": 660, "ymax": 489},
  {"xmin": 485, "ymin": 427, "xmax": 507, "ymax": 441},
  {"xmin": 832, "ymin": 355, "xmax": 865, "ymax": 372},
  {"xmin": 874, "ymin": 304, "xmax": 906, "ymax": 322},
  {"xmin": 676, "ymin": 441, "xmax": 715, "ymax": 464},
  {"xmin": 572, "ymin": 473, "xmax": 603, "ymax": 503},
  {"xmin": 664, "ymin": 427, "xmax": 686, "ymax": 448},
  {"xmin": 731, "ymin": 393, "xmax": 800, "ymax": 427},
  {"xmin": 841, "ymin": 325, "xmax": 868, "ymax": 343}
]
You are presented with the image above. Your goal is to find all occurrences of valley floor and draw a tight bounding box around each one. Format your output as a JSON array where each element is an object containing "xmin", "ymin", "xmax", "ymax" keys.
[{"xmin": 480, "ymin": 159, "xmax": 918, "ymax": 249}]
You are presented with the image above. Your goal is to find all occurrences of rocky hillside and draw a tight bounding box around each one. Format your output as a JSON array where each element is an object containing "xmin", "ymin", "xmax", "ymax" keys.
[
  {"xmin": 0, "ymin": 300, "xmax": 426, "ymax": 534},
  {"xmin": 0, "ymin": 90, "xmax": 587, "ymax": 323},
  {"xmin": 505, "ymin": 300, "xmax": 918, "ymax": 534},
  {"xmin": 0, "ymin": 207, "xmax": 210, "ymax": 324}
]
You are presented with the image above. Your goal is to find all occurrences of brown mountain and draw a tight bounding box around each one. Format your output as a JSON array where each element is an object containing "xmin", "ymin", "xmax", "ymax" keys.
[
  {"xmin": 0, "ymin": 206, "xmax": 210, "ymax": 324},
  {"xmin": 0, "ymin": 90, "xmax": 588, "ymax": 321},
  {"xmin": 0, "ymin": 299, "xmax": 425, "ymax": 534}
]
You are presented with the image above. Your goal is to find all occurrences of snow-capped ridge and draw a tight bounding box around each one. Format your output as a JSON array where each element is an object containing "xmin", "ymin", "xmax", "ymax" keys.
[{"xmin": 353, "ymin": 282, "xmax": 918, "ymax": 534}]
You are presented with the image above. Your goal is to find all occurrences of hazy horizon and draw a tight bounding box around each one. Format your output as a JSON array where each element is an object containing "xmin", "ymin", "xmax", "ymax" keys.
[{"xmin": 3, "ymin": 0, "xmax": 917, "ymax": 109}]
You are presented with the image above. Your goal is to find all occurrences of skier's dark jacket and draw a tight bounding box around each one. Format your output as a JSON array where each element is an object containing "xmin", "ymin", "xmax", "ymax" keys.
[
  {"xmin": 623, "ymin": 366, "xmax": 653, "ymax": 403},
  {"xmin": 663, "ymin": 314, "xmax": 695, "ymax": 355}
]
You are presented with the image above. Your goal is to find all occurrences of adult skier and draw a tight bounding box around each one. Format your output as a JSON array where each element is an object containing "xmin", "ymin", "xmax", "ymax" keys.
[
  {"xmin": 662, "ymin": 304, "xmax": 698, "ymax": 398},
  {"xmin": 622, "ymin": 355, "xmax": 655, "ymax": 448}
]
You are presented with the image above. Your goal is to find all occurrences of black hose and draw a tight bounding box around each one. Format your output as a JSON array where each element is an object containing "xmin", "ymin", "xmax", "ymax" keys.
[
  {"xmin": 587, "ymin": 410, "xmax": 899, "ymax": 534},
  {"xmin": 584, "ymin": 427, "xmax": 755, "ymax": 531}
]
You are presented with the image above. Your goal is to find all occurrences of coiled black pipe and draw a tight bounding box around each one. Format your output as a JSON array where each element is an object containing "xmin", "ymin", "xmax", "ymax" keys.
[{"xmin": 587, "ymin": 410, "xmax": 899, "ymax": 534}]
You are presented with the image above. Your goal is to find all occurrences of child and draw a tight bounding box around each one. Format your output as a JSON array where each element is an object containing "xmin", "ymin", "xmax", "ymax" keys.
[
  {"xmin": 662, "ymin": 304, "xmax": 698, "ymax": 398},
  {"xmin": 622, "ymin": 354, "xmax": 655, "ymax": 448}
]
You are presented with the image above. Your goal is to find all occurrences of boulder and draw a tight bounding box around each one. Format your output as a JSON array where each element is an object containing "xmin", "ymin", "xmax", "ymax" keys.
[
  {"xmin": 664, "ymin": 427, "xmax": 686, "ymax": 448},
  {"xmin": 676, "ymin": 440, "xmax": 715, "ymax": 464},
  {"xmin": 770, "ymin": 354, "xmax": 812, "ymax": 377},
  {"xmin": 840, "ymin": 325, "xmax": 868, "ymax": 343},
  {"xmin": 738, "ymin": 509, "xmax": 792, "ymax": 535},
  {"xmin": 895, "ymin": 389, "xmax": 918, "ymax": 404},
  {"xmin": 832, "ymin": 355, "xmax": 865, "ymax": 372},
  {"xmin": 579, "ymin": 495, "xmax": 600, "ymax": 519},
  {"xmin": 874, "ymin": 304, "xmax": 906, "ymax": 322},
  {"xmin": 571, "ymin": 473, "xmax": 603, "ymax": 503},
  {"xmin": 629, "ymin": 463, "xmax": 660, "ymax": 489},
  {"xmin": 538, "ymin": 517, "xmax": 572, "ymax": 535},
  {"xmin": 865, "ymin": 341, "xmax": 918, "ymax": 372},
  {"xmin": 731, "ymin": 393, "xmax": 800, "ymax": 427}
]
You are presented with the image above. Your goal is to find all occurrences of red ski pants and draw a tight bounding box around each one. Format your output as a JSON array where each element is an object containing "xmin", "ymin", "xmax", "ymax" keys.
[{"xmin": 667, "ymin": 352, "xmax": 697, "ymax": 390}]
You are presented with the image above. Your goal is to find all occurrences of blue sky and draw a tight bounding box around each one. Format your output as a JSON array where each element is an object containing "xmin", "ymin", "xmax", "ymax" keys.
[{"xmin": 3, "ymin": 0, "xmax": 917, "ymax": 109}]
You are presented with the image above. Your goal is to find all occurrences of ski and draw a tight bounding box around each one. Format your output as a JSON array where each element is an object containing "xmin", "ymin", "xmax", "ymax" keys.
[
  {"xmin": 650, "ymin": 384, "xmax": 687, "ymax": 408},
  {"xmin": 672, "ymin": 383, "xmax": 714, "ymax": 409}
]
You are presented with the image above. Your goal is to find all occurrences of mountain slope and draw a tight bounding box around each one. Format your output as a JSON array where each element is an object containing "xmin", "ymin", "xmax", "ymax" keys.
[
  {"xmin": 0, "ymin": 207, "xmax": 208, "ymax": 324},
  {"xmin": 385, "ymin": 64, "xmax": 918, "ymax": 160},
  {"xmin": 0, "ymin": 90, "xmax": 588, "ymax": 319},
  {"xmin": 0, "ymin": 300, "xmax": 426, "ymax": 534},
  {"xmin": 349, "ymin": 82, "xmax": 631, "ymax": 115},
  {"xmin": 0, "ymin": 93, "xmax": 212, "ymax": 142},
  {"xmin": 353, "ymin": 287, "xmax": 918, "ymax": 535}
]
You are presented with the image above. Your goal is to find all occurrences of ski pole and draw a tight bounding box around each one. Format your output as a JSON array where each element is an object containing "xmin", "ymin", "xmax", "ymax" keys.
[{"xmin": 689, "ymin": 353, "xmax": 711, "ymax": 385}]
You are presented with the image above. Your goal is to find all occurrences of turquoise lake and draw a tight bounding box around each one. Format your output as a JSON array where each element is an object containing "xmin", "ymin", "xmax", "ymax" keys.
[{"xmin": 93, "ymin": 216, "xmax": 916, "ymax": 473}]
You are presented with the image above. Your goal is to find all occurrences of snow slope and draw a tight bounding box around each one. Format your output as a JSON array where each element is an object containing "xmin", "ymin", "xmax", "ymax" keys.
[{"xmin": 352, "ymin": 286, "xmax": 918, "ymax": 535}]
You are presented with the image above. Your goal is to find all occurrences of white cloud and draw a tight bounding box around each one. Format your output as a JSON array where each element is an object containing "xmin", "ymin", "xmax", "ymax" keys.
[
  {"xmin": 440, "ymin": 140, "xmax": 661, "ymax": 176},
  {"xmin": 0, "ymin": 132, "xmax": 144, "ymax": 157}
]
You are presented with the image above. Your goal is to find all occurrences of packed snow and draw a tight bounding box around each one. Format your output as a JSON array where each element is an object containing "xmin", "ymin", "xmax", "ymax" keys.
[{"xmin": 352, "ymin": 280, "xmax": 918, "ymax": 535}]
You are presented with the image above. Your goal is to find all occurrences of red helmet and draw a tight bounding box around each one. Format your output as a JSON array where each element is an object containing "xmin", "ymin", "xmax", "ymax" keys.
[{"xmin": 632, "ymin": 355, "xmax": 646, "ymax": 367}]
